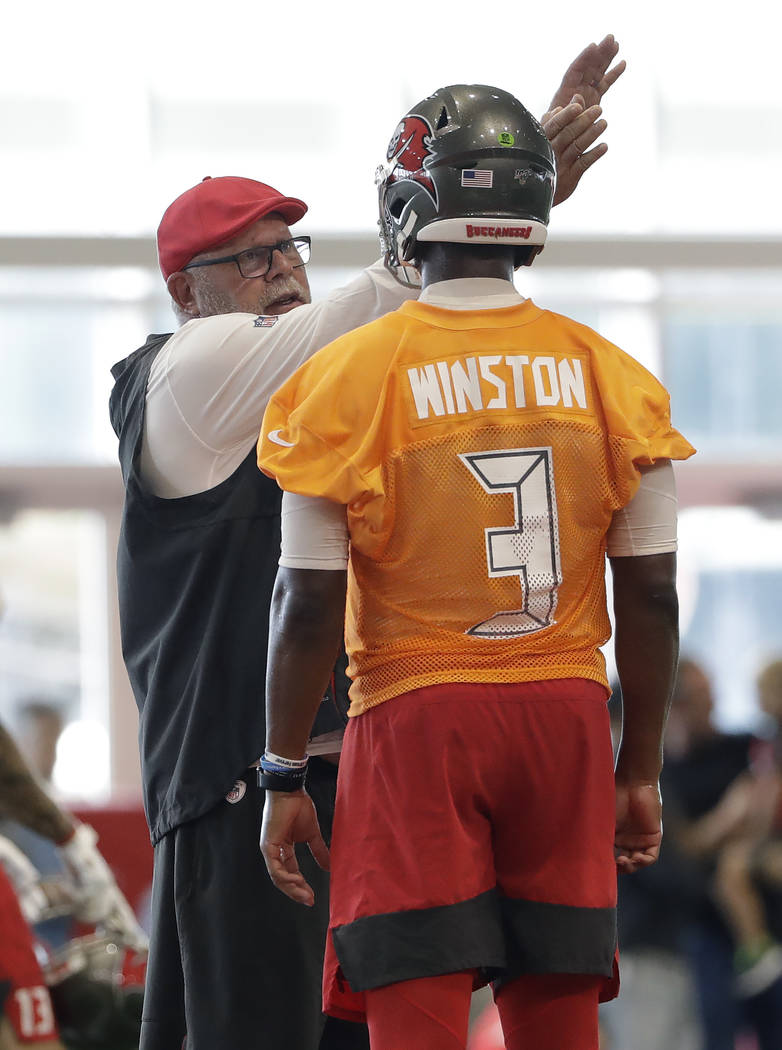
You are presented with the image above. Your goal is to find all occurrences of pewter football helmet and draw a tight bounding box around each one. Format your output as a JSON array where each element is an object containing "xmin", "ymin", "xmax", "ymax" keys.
[{"xmin": 377, "ymin": 84, "xmax": 555, "ymax": 284}]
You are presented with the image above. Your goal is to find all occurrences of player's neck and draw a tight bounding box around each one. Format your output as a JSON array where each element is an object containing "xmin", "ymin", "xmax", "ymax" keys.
[{"xmin": 418, "ymin": 243, "xmax": 515, "ymax": 288}]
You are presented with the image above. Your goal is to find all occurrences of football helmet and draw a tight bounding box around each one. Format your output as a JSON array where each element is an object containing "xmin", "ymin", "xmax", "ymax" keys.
[{"xmin": 377, "ymin": 84, "xmax": 555, "ymax": 284}]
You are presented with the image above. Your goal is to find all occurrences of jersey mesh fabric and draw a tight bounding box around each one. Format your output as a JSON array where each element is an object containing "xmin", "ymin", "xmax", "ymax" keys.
[
  {"xmin": 259, "ymin": 299, "xmax": 695, "ymax": 715},
  {"xmin": 345, "ymin": 421, "xmax": 625, "ymax": 708}
]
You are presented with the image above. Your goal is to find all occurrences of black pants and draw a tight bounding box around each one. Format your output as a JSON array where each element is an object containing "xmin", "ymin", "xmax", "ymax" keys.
[{"xmin": 140, "ymin": 759, "xmax": 368, "ymax": 1050}]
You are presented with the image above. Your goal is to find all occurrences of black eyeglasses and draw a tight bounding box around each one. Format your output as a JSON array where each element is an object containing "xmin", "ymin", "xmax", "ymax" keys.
[{"xmin": 182, "ymin": 236, "xmax": 311, "ymax": 279}]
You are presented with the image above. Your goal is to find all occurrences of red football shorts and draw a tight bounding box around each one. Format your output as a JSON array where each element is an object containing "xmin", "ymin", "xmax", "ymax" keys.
[{"xmin": 323, "ymin": 679, "xmax": 618, "ymax": 1021}]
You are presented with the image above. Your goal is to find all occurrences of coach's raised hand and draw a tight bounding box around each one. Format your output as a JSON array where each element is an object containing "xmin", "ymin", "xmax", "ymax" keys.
[
  {"xmin": 543, "ymin": 34, "xmax": 626, "ymax": 206},
  {"xmin": 546, "ymin": 34, "xmax": 626, "ymax": 115}
]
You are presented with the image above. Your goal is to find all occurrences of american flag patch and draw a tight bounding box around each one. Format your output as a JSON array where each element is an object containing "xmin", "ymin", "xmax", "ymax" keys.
[
  {"xmin": 254, "ymin": 315, "xmax": 278, "ymax": 327},
  {"xmin": 461, "ymin": 169, "xmax": 493, "ymax": 188}
]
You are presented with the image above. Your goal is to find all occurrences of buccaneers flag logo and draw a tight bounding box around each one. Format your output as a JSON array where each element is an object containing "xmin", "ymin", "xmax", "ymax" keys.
[{"xmin": 386, "ymin": 115, "xmax": 437, "ymax": 206}]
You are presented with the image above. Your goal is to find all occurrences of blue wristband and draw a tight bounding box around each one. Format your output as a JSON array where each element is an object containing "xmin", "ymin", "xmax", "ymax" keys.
[{"xmin": 260, "ymin": 754, "xmax": 308, "ymax": 776}]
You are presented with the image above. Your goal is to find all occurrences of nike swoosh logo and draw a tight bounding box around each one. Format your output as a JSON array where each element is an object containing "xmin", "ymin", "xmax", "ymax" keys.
[{"xmin": 267, "ymin": 429, "xmax": 295, "ymax": 447}]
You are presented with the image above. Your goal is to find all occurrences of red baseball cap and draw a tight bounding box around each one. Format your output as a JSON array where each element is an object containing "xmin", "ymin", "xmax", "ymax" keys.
[{"xmin": 157, "ymin": 175, "xmax": 308, "ymax": 280}]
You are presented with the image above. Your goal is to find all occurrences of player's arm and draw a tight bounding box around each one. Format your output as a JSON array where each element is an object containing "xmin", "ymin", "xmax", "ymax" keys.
[
  {"xmin": 266, "ymin": 566, "xmax": 347, "ymax": 762},
  {"xmin": 543, "ymin": 34, "xmax": 626, "ymax": 206},
  {"xmin": 259, "ymin": 492, "xmax": 350, "ymax": 904},
  {"xmin": 610, "ymin": 551, "xmax": 679, "ymax": 874},
  {"xmin": 260, "ymin": 563, "xmax": 347, "ymax": 906},
  {"xmin": 607, "ymin": 460, "xmax": 680, "ymax": 873},
  {"xmin": 0, "ymin": 721, "xmax": 73, "ymax": 842}
]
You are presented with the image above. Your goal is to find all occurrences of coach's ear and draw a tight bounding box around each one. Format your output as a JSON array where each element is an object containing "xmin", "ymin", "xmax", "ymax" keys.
[{"xmin": 167, "ymin": 271, "xmax": 200, "ymax": 320}]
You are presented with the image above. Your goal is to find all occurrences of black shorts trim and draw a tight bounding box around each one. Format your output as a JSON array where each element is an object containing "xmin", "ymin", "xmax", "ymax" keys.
[
  {"xmin": 333, "ymin": 889, "xmax": 505, "ymax": 992},
  {"xmin": 500, "ymin": 896, "xmax": 617, "ymax": 980},
  {"xmin": 332, "ymin": 890, "xmax": 616, "ymax": 992},
  {"xmin": 0, "ymin": 979, "xmax": 11, "ymax": 1017}
]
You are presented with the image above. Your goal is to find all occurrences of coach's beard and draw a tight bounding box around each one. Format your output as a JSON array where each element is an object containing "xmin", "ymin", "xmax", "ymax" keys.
[
  {"xmin": 257, "ymin": 274, "xmax": 311, "ymax": 314},
  {"xmin": 197, "ymin": 273, "xmax": 311, "ymax": 319}
]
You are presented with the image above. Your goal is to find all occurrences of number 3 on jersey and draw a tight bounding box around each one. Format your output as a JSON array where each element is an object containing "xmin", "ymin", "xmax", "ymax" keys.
[{"xmin": 459, "ymin": 447, "xmax": 562, "ymax": 638}]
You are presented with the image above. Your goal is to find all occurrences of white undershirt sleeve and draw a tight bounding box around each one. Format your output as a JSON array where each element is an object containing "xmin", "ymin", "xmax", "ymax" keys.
[
  {"xmin": 606, "ymin": 459, "xmax": 678, "ymax": 557},
  {"xmin": 279, "ymin": 491, "xmax": 349, "ymax": 570},
  {"xmin": 141, "ymin": 259, "xmax": 416, "ymax": 498},
  {"xmin": 279, "ymin": 462, "xmax": 678, "ymax": 568}
]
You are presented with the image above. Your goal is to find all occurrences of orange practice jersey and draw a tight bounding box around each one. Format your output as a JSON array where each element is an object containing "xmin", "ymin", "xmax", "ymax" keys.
[{"xmin": 259, "ymin": 299, "xmax": 695, "ymax": 715}]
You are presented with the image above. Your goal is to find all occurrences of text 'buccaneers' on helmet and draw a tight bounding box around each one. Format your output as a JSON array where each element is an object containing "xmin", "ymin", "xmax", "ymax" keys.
[{"xmin": 376, "ymin": 84, "xmax": 556, "ymax": 285}]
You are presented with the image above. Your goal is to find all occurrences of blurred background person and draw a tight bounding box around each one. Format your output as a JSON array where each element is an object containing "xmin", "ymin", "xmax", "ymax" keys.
[
  {"xmin": 703, "ymin": 661, "xmax": 782, "ymax": 1014},
  {"xmin": 1, "ymin": 700, "xmax": 71, "ymax": 949},
  {"xmin": 0, "ymin": 717, "xmax": 147, "ymax": 1050},
  {"xmin": 662, "ymin": 658, "xmax": 782, "ymax": 1050},
  {"xmin": 600, "ymin": 684, "xmax": 701, "ymax": 1050}
]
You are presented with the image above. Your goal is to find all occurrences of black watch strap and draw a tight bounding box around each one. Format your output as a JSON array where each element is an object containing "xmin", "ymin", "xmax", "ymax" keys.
[{"xmin": 257, "ymin": 769, "xmax": 307, "ymax": 792}]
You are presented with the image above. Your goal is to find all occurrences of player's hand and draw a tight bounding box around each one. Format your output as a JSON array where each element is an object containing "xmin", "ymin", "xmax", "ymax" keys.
[
  {"xmin": 614, "ymin": 781, "xmax": 663, "ymax": 874},
  {"xmin": 544, "ymin": 97, "xmax": 609, "ymax": 207},
  {"xmin": 260, "ymin": 790, "xmax": 329, "ymax": 906},
  {"xmin": 545, "ymin": 34, "xmax": 626, "ymax": 116}
]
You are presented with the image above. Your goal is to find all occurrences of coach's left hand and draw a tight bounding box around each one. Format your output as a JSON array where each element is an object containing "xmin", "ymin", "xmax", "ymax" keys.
[{"xmin": 260, "ymin": 790, "xmax": 330, "ymax": 906}]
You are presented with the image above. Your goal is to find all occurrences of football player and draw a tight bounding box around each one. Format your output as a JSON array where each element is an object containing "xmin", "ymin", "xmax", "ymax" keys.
[{"xmin": 258, "ymin": 82, "xmax": 693, "ymax": 1050}]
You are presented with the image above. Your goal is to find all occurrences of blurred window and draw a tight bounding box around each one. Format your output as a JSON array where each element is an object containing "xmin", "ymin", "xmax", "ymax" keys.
[
  {"xmin": 676, "ymin": 506, "xmax": 782, "ymax": 730},
  {"xmin": 0, "ymin": 267, "xmax": 166, "ymax": 464},
  {"xmin": 664, "ymin": 317, "xmax": 782, "ymax": 452},
  {"xmin": 0, "ymin": 509, "xmax": 110, "ymax": 799}
]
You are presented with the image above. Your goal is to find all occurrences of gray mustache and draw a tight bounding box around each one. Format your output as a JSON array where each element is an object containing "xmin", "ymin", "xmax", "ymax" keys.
[{"xmin": 259, "ymin": 277, "xmax": 303, "ymax": 309}]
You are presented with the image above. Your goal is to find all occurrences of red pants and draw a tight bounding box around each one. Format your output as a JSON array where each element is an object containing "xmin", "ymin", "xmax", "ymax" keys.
[
  {"xmin": 324, "ymin": 680, "xmax": 618, "ymax": 1020},
  {"xmin": 364, "ymin": 970, "xmax": 603, "ymax": 1050}
]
